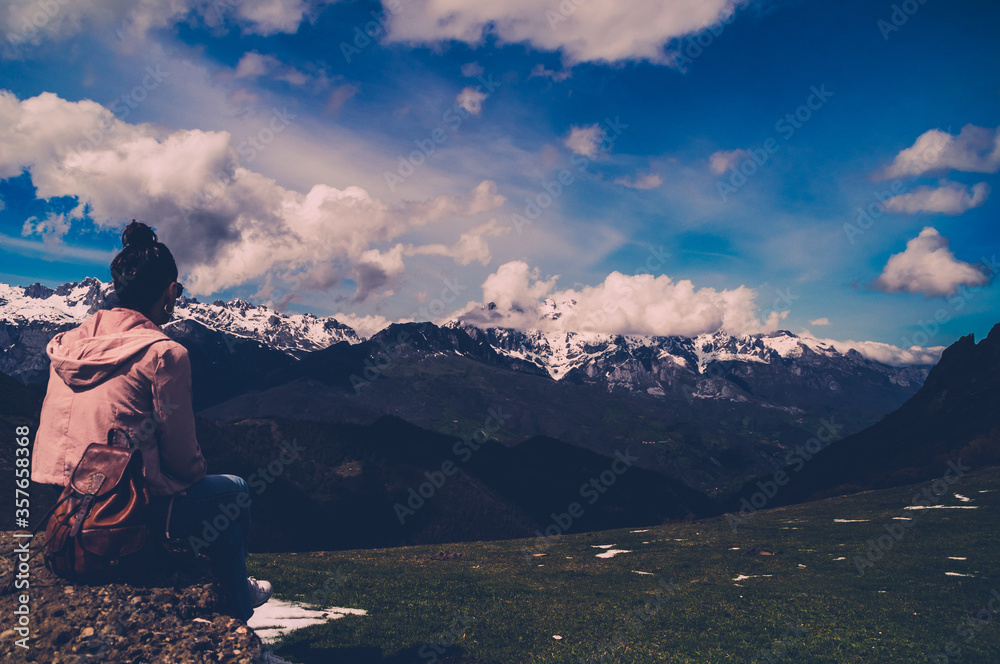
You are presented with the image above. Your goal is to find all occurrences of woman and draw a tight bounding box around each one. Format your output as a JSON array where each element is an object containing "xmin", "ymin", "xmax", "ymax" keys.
[{"xmin": 32, "ymin": 220, "xmax": 272, "ymax": 620}]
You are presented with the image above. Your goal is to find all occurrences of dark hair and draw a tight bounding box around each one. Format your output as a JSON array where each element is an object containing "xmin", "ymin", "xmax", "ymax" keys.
[{"xmin": 110, "ymin": 220, "xmax": 178, "ymax": 311}]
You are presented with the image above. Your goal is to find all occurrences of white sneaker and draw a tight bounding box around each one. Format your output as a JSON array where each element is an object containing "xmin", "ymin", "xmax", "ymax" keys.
[{"xmin": 248, "ymin": 577, "xmax": 273, "ymax": 608}]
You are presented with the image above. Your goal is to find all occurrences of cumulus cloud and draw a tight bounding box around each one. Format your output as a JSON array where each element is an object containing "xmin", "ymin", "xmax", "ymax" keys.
[
  {"xmin": 878, "ymin": 124, "xmax": 1000, "ymax": 180},
  {"xmin": 0, "ymin": 90, "xmax": 503, "ymax": 302},
  {"xmin": 456, "ymin": 261, "xmax": 789, "ymax": 337},
  {"xmin": 883, "ymin": 181, "xmax": 990, "ymax": 215},
  {"xmin": 708, "ymin": 149, "xmax": 749, "ymax": 174},
  {"xmin": 529, "ymin": 63, "xmax": 571, "ymax": 82},
  {"xmin": 614, "ymin": 172, "xmax": 663, "ymax": 190},
  {"xmin": 234, "ymin": 51, "xmax": 316, "ymax": 87},
  {"xmin": 803, "ymin": 336, "xmax": 944, "ymax": 366},
  {"xmin": 456, "ymin": 87, "xmax": 489, "ymax": 116},
  {"xmin": 809, "ymin": 317, "xmax": 830, "ymax": 326},
  {"xmin": 383, "ymin": 0, "xmax": 747, "ymax": 65},
  {"xmin": 405, "ymin": 218, "xmax": 509, "ymax": 266},
  {"xmin": 871, "ymin": 227, "xmax": 990, "ymax": 297},
  {"xmin": 564, "ymin": 124, "xmax": 606, "ymax": 157},
  {"xmin": 21, "ymin": 212, "xmax": 73, "ymax": 242},
  {"xmin": 1, "ymin": 0, "xmax": 320, "ymax": 52}
]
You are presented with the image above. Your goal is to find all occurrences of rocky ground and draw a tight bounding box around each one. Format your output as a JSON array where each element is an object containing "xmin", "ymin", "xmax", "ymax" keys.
[{"xmin": 0, "ymin": 532, "xmax": 270, "ymax": 663}]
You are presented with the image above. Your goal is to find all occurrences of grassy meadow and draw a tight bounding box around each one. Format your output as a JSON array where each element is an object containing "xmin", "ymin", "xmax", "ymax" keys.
[{"xmin": 248, "ymin": 465, "xmax": 1000, "ymax": 663}]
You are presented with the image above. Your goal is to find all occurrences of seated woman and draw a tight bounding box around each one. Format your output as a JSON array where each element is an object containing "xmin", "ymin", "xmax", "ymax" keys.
[{"xmin": 32, "ymin": 220, "xmax": 272, "ymax": 620}]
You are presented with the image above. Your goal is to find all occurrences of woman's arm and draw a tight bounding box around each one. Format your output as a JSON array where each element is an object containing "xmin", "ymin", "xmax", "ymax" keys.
[{"xmin": 151, "ymin": 344, "xmax": 208, "ymax": 485}]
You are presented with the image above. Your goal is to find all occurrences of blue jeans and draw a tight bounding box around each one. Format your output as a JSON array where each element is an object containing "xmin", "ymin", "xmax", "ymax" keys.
[{"xmin": 150, "ymin": 474, "xmax": 253, "ymax": 620}]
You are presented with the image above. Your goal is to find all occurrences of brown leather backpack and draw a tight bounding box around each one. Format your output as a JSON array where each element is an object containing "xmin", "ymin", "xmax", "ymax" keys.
[{"xmin": 43, "ymin": 428, "xmax": 159, "ymax": 581}]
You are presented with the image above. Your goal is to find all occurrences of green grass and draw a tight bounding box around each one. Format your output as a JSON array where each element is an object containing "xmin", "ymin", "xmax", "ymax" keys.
[{"xmin": 248, "ymin": 466, "xmax": 1000, "ymax": 663}]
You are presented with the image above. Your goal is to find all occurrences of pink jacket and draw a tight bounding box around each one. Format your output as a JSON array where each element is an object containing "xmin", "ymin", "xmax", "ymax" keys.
[{"xmin": 33, "ymin": 307, "xmax": 207, "ymax": 496}]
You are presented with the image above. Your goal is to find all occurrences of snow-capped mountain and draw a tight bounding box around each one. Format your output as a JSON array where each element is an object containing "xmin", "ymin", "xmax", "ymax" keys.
[
  {"xmin": 453, "ymin": 323, "xmax": 928, "ymax": 398},
  {"xmin": 0, "ymin": 278, "xmax": 360, "ymax": 380},
  {"xmin": 1, "ymin": 279, "xmax": 930, "ymax": 409}
]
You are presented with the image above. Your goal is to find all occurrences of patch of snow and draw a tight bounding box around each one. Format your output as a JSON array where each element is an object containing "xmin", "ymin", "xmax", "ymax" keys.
[
  {"xmin": 948, "ymin": 557, "xmax": 968, "ymax": 561},
  {"xmin": 892, "ymin": 517, "xmax": 914, "ymax": 520},
  {"xmin": 630, "ymin": 529, "xmax": 649, "ymax": 533},
  {"xmin": 553, "ymin": 635, "xmax": 563, "ymax": 640},
  {"xmin": 595, "ymin": 549, "xmax": 631, "ymax": 559},
  {"xmin": 591, "ymin": 544, "xmax": 616, "ymax": 549},
  {"xmin": 833, "ymin": 557, "xmax": 846, "ymax": 561},
  {"xmin": 247, "ymin": 599, "xmax": 366, "ymax": 644},
  {"xmin": 954, "ymin": 494, "xmax": 972, "ymax": 502},
  {"xmin": 732, "ymin": 574, "xmax": 773, "ymax": 581},
  {"xmin": 833, "ymin": 519, "xmax": 869, "ymax": 523},
  {"xmin": 946, "ymin": 572, "xmax": 974, "ymax": 577},
  {"xmin": 632, "ymin": 571, "xmax": 654, "ymax": 576},
  {"xmin": 904, "ymin": 505, "xmax": 979, "ymax": 510}
]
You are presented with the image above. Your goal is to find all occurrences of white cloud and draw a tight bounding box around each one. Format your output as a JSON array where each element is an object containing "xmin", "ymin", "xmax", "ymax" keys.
[
  {"xmin": 0, "ymin": 90, "xmax": 503, "ymax": 302},
  {"xmin": 234, "ymin": 51, "xmax": 324, "ymax": 88},
  {"xmin": 564, "ymin": 124, "xmax": 606, "ymax": 157},
  {"xmin": 329, "ymin": 312, "xmax": 399, "ymax": 339},
  {"xmin": 878, "ymin": 125, "xmax": 1000, "ymax": 180},
  {"xmin": 614, "ymin": 172, "xmax": 663, "ymax": 190},
  {"xmin": 325, "ymin": 83, "xmax": 359, "ymax": 113},
  {"xmin": 529, "ymin": 63, "xmax": 571, "ymax": 82},
  {"xmin": 461, "ymin": 62, "xmax": 484, "ymax": 77},
  {"xmin": 0, "ymin": 0, "xmax": 320, "ymax": 52},
  {"xmin": 383, "ymin": 0, "xmax": 747, "ymax": 65},
  {"xmin": 405, "ymin": 218, "xmax": 509, "ymax": 266},
  {"xmin": 21, "ymin": 211, "xmax": 73, "ymax": 242},
  {"xmin": 803, "ymin": 335, "xmax": 944, "ymax": 366},
  {"xmin": 456, "ymin": 87, "xmax": 489, "ymax": 116},
  {"xmin": 455, "ymin": 261, "xmax": 789, "ymax": 337},
  {"xmin": 871, "ymin": 227, "xmax": 990, "ymax": 297},
  {"xmin": 809, "ymin": 317, "xmax": 830, "ymax": 326},
  {"xmin": 708, "ymin": 149, "xmax": 749, "ymax": 174},
  {"xmin": 883, "ymin": 181, "xmax": 990, "ymax": 215}
]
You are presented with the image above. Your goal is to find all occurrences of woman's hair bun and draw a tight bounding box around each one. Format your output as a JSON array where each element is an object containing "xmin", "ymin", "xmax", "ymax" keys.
[{"xmin": 121, "ymin": 220, "xmax": 158, "ymax": 250}]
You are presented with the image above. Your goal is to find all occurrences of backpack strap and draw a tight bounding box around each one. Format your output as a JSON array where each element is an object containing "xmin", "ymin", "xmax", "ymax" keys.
[{"xmin": 67, "ymin": 472, "xmax": 107, "ymax": 538}]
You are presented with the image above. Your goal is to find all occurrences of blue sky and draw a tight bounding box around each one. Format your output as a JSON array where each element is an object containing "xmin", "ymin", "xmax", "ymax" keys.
[{"xmin": 0, "ymin": 0, "xmax": 997, "ymax": 359}]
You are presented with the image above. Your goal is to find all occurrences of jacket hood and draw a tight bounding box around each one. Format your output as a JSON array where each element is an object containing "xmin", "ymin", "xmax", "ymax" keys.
[{"xmin": 47, "ymin": 308, "xmax": 173, "ymax": 388}]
